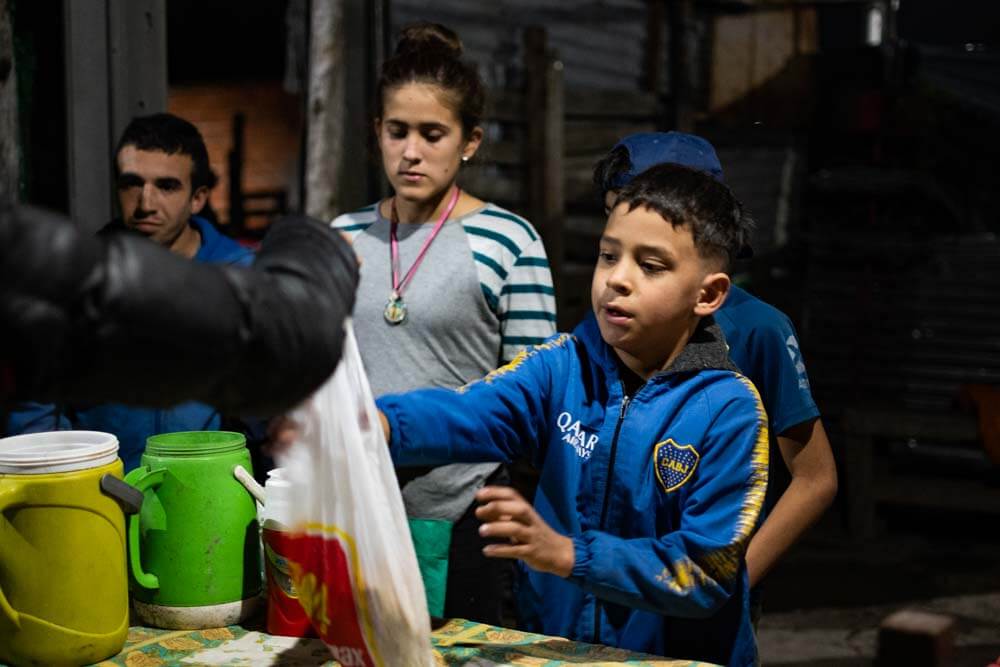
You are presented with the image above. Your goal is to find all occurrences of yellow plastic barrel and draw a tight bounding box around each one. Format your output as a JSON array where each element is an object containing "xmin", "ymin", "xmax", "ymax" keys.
[{"xmin": 0, "ymin": 431, "xmax": 129, "ymax": 666}]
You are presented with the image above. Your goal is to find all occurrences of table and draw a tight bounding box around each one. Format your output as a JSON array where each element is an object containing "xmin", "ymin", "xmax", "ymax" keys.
[{"xmin": 91, "ymin": 619, "xmax": 718, "ymax": 666}]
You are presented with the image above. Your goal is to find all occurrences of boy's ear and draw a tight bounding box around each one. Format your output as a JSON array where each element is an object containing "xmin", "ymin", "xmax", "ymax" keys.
[{"xmin": 694, "ymin": 272, "xmax": 731, "ymax": 317}]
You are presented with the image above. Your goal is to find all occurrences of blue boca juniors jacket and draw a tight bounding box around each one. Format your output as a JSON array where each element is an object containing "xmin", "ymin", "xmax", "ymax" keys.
[{"xmin": 378, "ymin": 313, "xmax": 769, "ymax": 666}]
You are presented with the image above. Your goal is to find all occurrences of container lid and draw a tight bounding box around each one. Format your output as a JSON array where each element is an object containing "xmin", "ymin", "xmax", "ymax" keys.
[
  {"xmin": 145, "ymin": 431, "xmax": 246, "ymax": 457},
  {"xmin": 0, "ymin": 431, "xmax": 119, "ymax": 474}
]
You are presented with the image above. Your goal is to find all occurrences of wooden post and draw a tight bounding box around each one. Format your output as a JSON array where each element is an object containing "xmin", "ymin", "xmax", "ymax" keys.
[
  {"xmin": 543, "ymin": 56, "xmax": 564, "ymax": 311},
  {"xmin": 524, "ymin": 27, "xmax": 547, "ymax": 231},
  {"xmin": 668, "ymin": 0, "xmax": 695, "ymax": 132},
  {"xmin": 64, "ymin": 0, "xmax": 112, "ymax": 232},
  {"xmin": 644, "ymin": 0, "xmax": 667, "ymax": 98},
  {"xmin": 228, "ymin": 112, "xmax": 246, "ymax": 231},
  {"xmin": 107, "ymin": 0, "xmax": 168, "ymax": 143},
  {"xmin": 61, "ymin": 0, "xmax": 166, "ymax": 232},
  {"xmin": 523, "ymin": 27, "xmax": 565, "ymax": 313},
  {"xmin": 305, "ymin": 0, "xmax": 345, "ymax": 221},
  {"xmin": 0, "ymin": 0, "xmax": 17, "ymax": 208}
]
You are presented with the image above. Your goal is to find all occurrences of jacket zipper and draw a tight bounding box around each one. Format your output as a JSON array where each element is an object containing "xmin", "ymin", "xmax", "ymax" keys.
[{"xmin": 593, "ymin": 391, "xmax": 630, "ymax": 644}]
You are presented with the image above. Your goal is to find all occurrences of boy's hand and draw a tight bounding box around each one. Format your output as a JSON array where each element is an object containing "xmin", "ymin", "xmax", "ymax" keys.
[
  {"xmin": 266, "ymin": 410, "xmax": 391, "ymax": 456},
  {"xmin": 475, "ymin": 486, "xmax": 575, "ymax": 578},
  {"xmin": 265, "ymin": 414, "xmax": 299, "ymax": 457},
  {"xmin": 378, "ymin": 409, "xmax": 390, "ymax": 441}
]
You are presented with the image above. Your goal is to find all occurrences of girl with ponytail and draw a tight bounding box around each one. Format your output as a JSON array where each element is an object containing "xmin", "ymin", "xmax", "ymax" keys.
[{"xmin": 332, "ymin": 23, "xmax": 556, "ymax": 625}]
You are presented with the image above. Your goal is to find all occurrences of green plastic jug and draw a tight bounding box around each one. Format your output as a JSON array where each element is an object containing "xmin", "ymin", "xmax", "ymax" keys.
[
  {"xmin": 124, "ymin": 431, "xmax": 262, "ymax": 629},
  {"xmin": 0, "ymin": 431, "xmax": 130, "ymax": 666}
]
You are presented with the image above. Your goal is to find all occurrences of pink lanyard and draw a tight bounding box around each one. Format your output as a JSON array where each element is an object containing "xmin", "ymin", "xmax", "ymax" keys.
[{"xmin": 389, "ymin": 186, "xmax": 461, "ymax": 300}]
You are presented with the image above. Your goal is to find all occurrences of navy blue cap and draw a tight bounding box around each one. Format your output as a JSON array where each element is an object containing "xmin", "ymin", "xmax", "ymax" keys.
[
  {"xmin": 610, "ymin": 131, "xmax": 753, "ymax": 259},
  {"xmin": 608, "ymin": 132, "xmax": 724, "ymax": 189}
]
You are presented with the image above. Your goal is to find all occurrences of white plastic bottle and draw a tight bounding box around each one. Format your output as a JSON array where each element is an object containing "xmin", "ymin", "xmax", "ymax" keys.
[{"xmin": 261, "ymin": 468, "xmax": 314, "ymax": 636}]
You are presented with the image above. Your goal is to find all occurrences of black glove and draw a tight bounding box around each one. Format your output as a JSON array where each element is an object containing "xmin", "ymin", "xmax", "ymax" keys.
[{"xmin": 1, "ymin": 206, "xmax": 358, "ymax": 415}]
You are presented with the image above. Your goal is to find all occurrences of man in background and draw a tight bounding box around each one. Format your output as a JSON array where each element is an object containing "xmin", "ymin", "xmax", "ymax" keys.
[{"xmin": 106, "ymin": 112, "xmax": 250, "ymax": 264}]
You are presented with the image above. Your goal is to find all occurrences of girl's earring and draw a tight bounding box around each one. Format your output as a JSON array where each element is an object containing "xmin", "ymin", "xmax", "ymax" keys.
[{"xmin": 461, "ymin": 156, "xmax": 470, "ymax": 162}]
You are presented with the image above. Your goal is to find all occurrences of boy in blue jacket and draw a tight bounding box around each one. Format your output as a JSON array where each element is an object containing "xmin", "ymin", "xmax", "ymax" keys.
[
  {"xmin": 593, "ymin": 132, "xmax": 837, "ymax": 614},
  {"xmin": 376, "ymin": 163, "xmax": 768, "ymax": 666}
]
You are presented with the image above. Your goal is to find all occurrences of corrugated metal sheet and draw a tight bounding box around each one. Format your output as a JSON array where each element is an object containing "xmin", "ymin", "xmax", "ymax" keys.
[
  {"xmin": 802, "ymin": 230, "xmax": 1000, "ymax": 418},
  {"xmin": 919, "ymin": 46, "xmax": 1000, "ymax": 118},
  {"xmin": 716, "ymin": 144, "xmax": 799, "ymax": 257},
  {"xmin": 391, "ymin": 0, "xmax": 660, "ymax": 92}
]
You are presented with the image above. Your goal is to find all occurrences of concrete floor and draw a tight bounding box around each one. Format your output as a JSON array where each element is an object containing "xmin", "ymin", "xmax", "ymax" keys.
[{"xmin": 755, "ymin": 506, "xmax": 1000, "ymax": 666}]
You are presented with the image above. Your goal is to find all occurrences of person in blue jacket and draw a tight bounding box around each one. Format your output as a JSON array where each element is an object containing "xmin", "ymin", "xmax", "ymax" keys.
[
  {"xmin": 592, "ymin": 132, "xmax": 838, "ymax": 603},
  {"xmin": 5, "ymin": 113, "xmax": 255, "ymax": 471},
  {"xmin": 375, "ymin": 163, "xmax": 768, "ymax": 665}
]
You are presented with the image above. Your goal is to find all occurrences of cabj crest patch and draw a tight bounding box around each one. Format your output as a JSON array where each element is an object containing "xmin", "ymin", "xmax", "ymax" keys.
[{"xmin": 654, "ymin": 439, "xmax": 700, "ymax": 493}]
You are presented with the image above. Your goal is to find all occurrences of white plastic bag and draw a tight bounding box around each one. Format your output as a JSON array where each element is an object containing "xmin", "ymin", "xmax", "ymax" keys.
[{"xmin": 277, "ymin": 321, "xmax": 433, "ymax": 667}]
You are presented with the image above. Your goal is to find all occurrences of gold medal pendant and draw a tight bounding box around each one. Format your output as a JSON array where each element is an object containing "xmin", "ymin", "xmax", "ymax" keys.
[
  {"xmin": 385, "ymin": 187, "xmax": 460, "ymax": 328},
  {"xmin": 383, "ymin": 292, "xmax": 407, "ymax": 325}
]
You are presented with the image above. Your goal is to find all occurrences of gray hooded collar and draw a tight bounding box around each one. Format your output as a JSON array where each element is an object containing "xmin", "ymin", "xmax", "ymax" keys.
[{"xmin": 657, "ymin": 315, "xmax": 739, "ymax": 377}]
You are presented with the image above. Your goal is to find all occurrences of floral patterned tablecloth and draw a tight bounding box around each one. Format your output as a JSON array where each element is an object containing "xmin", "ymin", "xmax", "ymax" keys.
[{"xmin": 91, "ymin": 619, "xmax": 718, "ymax": 666}]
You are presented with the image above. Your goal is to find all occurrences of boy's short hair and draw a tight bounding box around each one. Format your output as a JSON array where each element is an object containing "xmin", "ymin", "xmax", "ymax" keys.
[
  {"xmin": 115, "ymin": 113, "xmax": 217, "ymax": 192},
  {"xmin": 614, "ymin": 162, "xmax": 753, "ymax": 271}
]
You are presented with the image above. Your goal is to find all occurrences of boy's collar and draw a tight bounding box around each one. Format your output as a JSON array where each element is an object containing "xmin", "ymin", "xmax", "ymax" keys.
[
  {"xmin": 574, "ymin": 313, "xmax": 739, "ymax": 380},
  {"xmin": 656, "ymin": 316, "xmax": 739, "ymax": 376}
]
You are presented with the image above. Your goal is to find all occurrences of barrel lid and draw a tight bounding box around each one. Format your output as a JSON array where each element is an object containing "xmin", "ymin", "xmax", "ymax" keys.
[
  {"xmin": 0, "ymin": 431, "xmax": 119, "ymax": 474},
  {"xmin": 145, "ymin": 431, "xmax": 245, "ymax": 456}
]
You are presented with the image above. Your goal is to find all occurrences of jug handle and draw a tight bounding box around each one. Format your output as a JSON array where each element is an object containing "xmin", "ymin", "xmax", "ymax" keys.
[
  {"xmin": 233, "ymin": 465, "xmax": 265, "ymax": 505},
  {"xmin": 0, "ymin": 483, "xmax": 27, "ymax": 628},
  {"xmin": 100, "ymin": 474, "xmax": 145, "ymax": 515},
  {"xmin": 123, "ymin": 466, "xmax": 167, "ymax": 590}
]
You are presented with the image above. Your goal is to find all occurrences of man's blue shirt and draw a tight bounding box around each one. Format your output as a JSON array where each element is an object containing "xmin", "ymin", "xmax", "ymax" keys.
[{"xmin": 190, "ymin": 215, "xmax": 255, "ymax": 265}]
